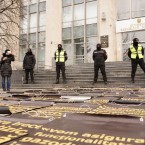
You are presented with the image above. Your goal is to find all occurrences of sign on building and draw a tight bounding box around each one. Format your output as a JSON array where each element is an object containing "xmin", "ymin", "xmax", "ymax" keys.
[{"xmin": 100, "ymin": 35, "xmax": 109, "ymax": 48}]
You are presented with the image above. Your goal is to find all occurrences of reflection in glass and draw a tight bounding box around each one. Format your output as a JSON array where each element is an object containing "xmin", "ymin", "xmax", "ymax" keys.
[
  {"xmin": 86, "ymin": 37, "xmax": 97, "ymax": 63},
  {"xmin": 20, "ymin": 45, "xmax": 27, "ymax": 61},
  {"xmin": 74, "ymin": 0, "xmax": 84, "ymax": 4},
  {"xmin": 86, "ymin": 23, "xmax": 97, "ymax": 37},
  {"xmin": 74, "ymin": 38, "xmax": 84, "ymax": 63},
  {"xmin": 117, "ymin": 0, "xmax": 130, "ymax": 20},
  {"xmin": 20, "ymin": 34, "xmax": 27, "ymax": 44},
  {"xmin": 20, "ymin": 15, "xmax": 28, "ymax": 30},
  {"xmin": 29, "ymin": 4, "xmax": 37, "ymax": 13},
  {"xmin": 39, "ymin": 1, "xmax": 46, "ymax": 11},
  {"xmin": 38, "ymin": 43, "xmax": 45, "ymax": 64},
  {"xmin": 74, "ymin": 26, "xmax": 84, "ymax": 38},
  {"xmin": 29, "ymin": 33, "xmax": 36, "ymax": 43},
  {"xmin": 74, "ymin": 4, "xmax": 84, "ymax": 26},
  {"xmin": 63, "ymin": 6, "xmax": 72, "ymax": 22},
  {"xmin": 29, "ymin": 44, "xmax": 36, "ymax": 55},
  {"xmin": 62, "ymin": 28, "xmax": 72, "ymax": 40},
  {"xmin": 39, "ymin": 12, "xmax": 46, "ymax": 31},
  {"xmin": 30, "ymin": 13, "xmax": 37, "ymax": 32},
  {"xmin": 62, "ymin": 0, "xmax": 72, "ymax": 7},
  {"xmin": 38, "ymin": 31, "xmax": 46, "ymax": 42},
  {"xmin": 63, "ymin": 40, "xmax": 73, "ymax": 65},
  {"xmin": 132, "ymin": 0, "xmax": 145, "ymax": 18}
]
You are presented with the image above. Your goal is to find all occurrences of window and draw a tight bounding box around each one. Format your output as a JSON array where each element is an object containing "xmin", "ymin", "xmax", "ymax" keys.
[
  {"xmin": 74, "ymin": 4, "xmax": 84, "ymax": 26},
  {"xmin": 38, "ymin": 31, "xmax": 46, "ymax": 42},
  {"xmin": 39, "ymin": 1, "xmax": 46, "ymax": 11},
  {"xmin": 117, "ymin": 0, "xmax": 130, "ymax": 20},
  {"xmin": 29, "ymin": 13, "xmax": 37, "ymax": 32},
  {"xmin": 29, "ymin": 33, "xmax": 36, "ymax": 43},
  {"xmin": 29, "ymin": 4, "xmax": 37, "ymax": 13},
  {"xmin": 86, "ymin": 1, "xmax": 97, "ymax": 24},
  {"xmin": 74, "ymin": 26, "xmax": 84, "ymax": 38},
  {"xmin": 62, "ymin": 28, "xmax": 72, "ymax": 40},
  {"xmin": 86, "ymin": 23, "xmax": 97, "ymax": 36},
  {"xmin": 132, "ymin": 0, "xmax": 145, "ymax": 18},
  {"xmin": 39, "ymin": 12, "xmax": 46, "ymax": 31},
  {"xmin": 62, "ymin": 0, "xmax": 72, "ymax": 7}
]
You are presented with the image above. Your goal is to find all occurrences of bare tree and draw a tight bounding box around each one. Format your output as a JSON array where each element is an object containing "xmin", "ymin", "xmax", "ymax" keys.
[{"xmin": 0, "ymin": 0, "xmax": 23, "ymax": 52}]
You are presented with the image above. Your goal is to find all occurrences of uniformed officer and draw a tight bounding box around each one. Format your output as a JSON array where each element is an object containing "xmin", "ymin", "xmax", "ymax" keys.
[
  {"xmin": 128, "ymin": 38, "xmax": 145, "ymax": 83},
  {"xmin": 54, "ymin": 44, "xmax": 68, "ymax": 84},
  {"xmin": 92, "ymin": 43, "xmax": 107, "ymax": 85}
]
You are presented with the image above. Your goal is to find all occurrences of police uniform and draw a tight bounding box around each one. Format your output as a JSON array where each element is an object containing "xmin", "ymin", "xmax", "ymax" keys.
[
  {"xmin": 128, "ymin": 42, "xmax": 145, "ymax": 83},
  {"xmin": 54, "ymin": 45, "xmax": 68, "ymax": 84},
  {"xmin": 92, "ymin": 44, "xmax": 107, "ymax": 85}
]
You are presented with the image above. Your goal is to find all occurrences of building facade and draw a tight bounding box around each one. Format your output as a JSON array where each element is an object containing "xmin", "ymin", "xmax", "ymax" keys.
[{"xmin": 18, "ymin": 0, "xmax": 145, "ymax": 69}]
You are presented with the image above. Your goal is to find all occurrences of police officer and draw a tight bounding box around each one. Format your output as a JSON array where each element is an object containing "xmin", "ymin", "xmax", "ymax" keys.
[
  {"xmin": 54, "ymin": 44, "xmax": 68, "ymax": 84},
  {"xmin": 92, "ymin": 43, "xmax": 107, "ymax": 85},
  {"xmin": 128, "ymin": 38, "xmax": 145, "ymax": 83},
  {"xmin": 23, "ymin": 49, "xmax": 36, "ymax": 84}
]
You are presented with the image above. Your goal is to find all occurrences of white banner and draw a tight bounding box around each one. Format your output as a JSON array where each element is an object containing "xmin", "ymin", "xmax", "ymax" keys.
[{"xmin": 116, "ymin": 17, "xmax": 145, "ymax": 33}]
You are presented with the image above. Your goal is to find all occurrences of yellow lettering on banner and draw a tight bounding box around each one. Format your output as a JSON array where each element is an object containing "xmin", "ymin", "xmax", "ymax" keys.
[
  {"xmin": 84, "ymin": 139, "xmax": 93, "ymax": 143},
  {"xmin": 102, "ymin": 141, "xmax": 109, "ymax": 145},
  {"xmin": 0, "ymin": 120, "xmax": 11, "ymax": 125},
  {"xmin": 116, "ymin": 137, "xmax": 126, "ymax": 142},
  {"xmin": 82, "ymin": 133, "xmax": 91, "ymax": 137},
  {"xmin": 91, "ymin": 134, "xmax": 100, "ymax": 138},
  {"xmin": 127, "ymin": 138, "xmax": 135, "ymax": 142},
  {"xmin": 12, "ymin": 122, "xmax": 42, "ymax": 129},
  {"xmin": 0, "ymin": 136, "xmax": 11, "ymax": 143},
  {"xmin": 135, "ymin": 139, "xmax": 145, "ymax": 143},
  {"xmin": 104, "ymin": 136, "xmax": 115, "ymax": 141},
  {"xmin": 9, "ymin": 141, "xmax": 21, "ymax": 145},
  {"xmin": 20, "ymin": 137, "xmax": 33, "ymax": 142},
  {"xmin": 49, "ymin": 129, "xmax": 78, "ymax": 136}
]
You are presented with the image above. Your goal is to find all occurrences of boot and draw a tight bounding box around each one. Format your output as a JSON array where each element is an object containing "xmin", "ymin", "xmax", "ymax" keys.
[
  {"xmin": 31, "ymin": 80, "xmax": 35, "ymax": 84},
  {"xmin": 132, "ymin": 79, "xmax": 135, "ymax": 83},
  {"xmin": 56, "ymin": 79, "xmax": 59, "ymax": 84},
  {"xmin": 63, "ymin": 79, "xmax": 66, "ymax": 84},
  {"xmin": 92, "ymin": 80, "xmax": 97, "ymax": 85},
  {"xmin": 24, "ymin": 80, "xmax": 28, "ymax": 84}
]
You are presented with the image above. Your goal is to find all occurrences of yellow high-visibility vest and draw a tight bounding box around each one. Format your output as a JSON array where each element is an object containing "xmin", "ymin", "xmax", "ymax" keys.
[
  {"xmin": 55, "ymin": 50, "xmax": 65, "ymax": 62},
  {"xmin": 130, "ymin": 44, "xmax": 143, "ymax": 59}
]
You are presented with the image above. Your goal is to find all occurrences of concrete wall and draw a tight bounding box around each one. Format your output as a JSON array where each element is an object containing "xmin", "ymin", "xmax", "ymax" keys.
[
  {"xmin": 45, "ymin": 0, "xmax": 62, "ymax": 69},
  {"xmin": 97, "ymin": 0, "xmax": 118, "ymax": 62}
]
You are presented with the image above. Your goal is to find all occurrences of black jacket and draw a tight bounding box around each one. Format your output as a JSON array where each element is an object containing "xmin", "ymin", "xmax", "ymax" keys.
[
  {"xmin": 93, "ymin": 49, "xmax": 107, "ymax": 65},
  {"xmin": 1, "ymin": 54, "xmax": 15, "ymax": 77},
  {"xmin": 23, "ymin": 52, "xmax": 36, "ymax": 69}
]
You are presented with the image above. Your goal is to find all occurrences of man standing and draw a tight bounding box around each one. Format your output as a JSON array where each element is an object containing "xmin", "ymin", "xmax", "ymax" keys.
[
  {"xmin": 92, "ymin": 43, "xmax": 107, "ymax": 85},
  {"xmin": 54, "ymin": 44, "xmax": 68, "ymax": 84},
  {"xmin": 23, "ymin": 48, "xmax": 36, "ymax": 84},
  {"xmin": 128, "ymin": 38, "xmax": 145, "ymax": 83},
  {"xmin": 1, "ymin": 49, "xmax": 15, "ymax": 91}
]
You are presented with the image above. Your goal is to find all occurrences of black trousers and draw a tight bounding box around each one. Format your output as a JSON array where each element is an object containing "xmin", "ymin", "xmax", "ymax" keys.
[
  {"xmin": 131, "ymin": 59, "xmax": 145, "ymax": 79},
  {"xmin": 94, "ymin": 64, "xmax": 107, "ymax": 82},
  {"xmin": 56, "ymin": 64, "xmax": 66, "ymax": 80},
  {"xmin": 25, "ymin": 69, "xmax": 34, "ymax": 82}
]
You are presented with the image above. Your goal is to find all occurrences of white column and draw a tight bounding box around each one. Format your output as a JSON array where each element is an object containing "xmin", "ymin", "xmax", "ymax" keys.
[
  {"xmin": 97, "ymin": 0, "xmax": 117, "ymax": 61},
  {"xmin": 45, "ymin": 0, "xmax": 62, "ymax": 69}
]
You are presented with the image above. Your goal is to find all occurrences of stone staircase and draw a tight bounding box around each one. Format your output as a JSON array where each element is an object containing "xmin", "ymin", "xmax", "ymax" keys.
[{"xmin": 12, "ymin": 61, "xmax": 145, "ymax": 89}]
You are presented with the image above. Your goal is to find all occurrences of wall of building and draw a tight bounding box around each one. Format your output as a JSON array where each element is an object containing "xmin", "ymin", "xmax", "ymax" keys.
[
  {"xmin": 45, "ymin": 0, "xmax": 62, "ymax": 69},
  {"xmin": 97, "ymin": 0, "xmax": 118, "ymax": 62}
]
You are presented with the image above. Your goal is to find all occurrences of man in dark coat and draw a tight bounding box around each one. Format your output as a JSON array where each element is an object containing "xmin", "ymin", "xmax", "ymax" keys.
[
  {"xmin": 23, "ymin": 49, "xmax": 36, "ymax": 84},
  {"xmin": 92, "ymin": 43, "xmax": 107, "ymax": 85},
  {"xmin": 128, "ymin": 38, "xmax": 145, "ymax": 83},
  {"xmin": 54, "ymin": 44, "xmax": 68, "ymax": 84},
  {"xmin": 1, "ymin": 49, "xmax": 15, "ymax": 91}
]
